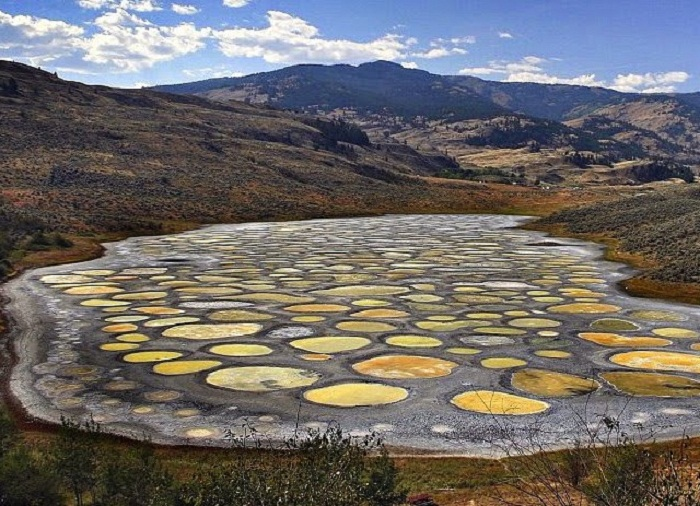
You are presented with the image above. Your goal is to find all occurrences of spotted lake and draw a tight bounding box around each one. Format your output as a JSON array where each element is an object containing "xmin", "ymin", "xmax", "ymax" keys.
[{"xmin": 6, "ymin": 215, "xmax": 700, "ymax": 455}]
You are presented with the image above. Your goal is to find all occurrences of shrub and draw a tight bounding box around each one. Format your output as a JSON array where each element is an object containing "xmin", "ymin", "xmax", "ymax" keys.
[
  {"xmin": 50, "ymin": 417, "xmax": 103, "ymax": 506},
  {"xmin": 177, "ymin": 424, "xmax": 406, "ymax": 506},
  {"xmin": 0, "ymin": 446, "xmax": 62, "ymax": 506},
  {"xmin": 0, "ymin": 409, "xmax": 62, "ymax": 506},
  {"xmin": 491, "ymin": 413, "xmax": 700, "ymax": 506},
  {"xmin": 96, "ymin": 445, "xmax": 174, "ymax": 506}
]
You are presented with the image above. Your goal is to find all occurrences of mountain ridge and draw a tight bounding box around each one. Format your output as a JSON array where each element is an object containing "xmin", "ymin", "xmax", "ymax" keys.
[{"xmin": 152, "ymin": 61, "xmax": 700, "ymax": 170}]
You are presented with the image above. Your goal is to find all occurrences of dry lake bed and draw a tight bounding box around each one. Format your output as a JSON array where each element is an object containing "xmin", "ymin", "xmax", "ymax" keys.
[{"xmin": 6, "ymin": 215, "xmax": 700, "ymax": 455}]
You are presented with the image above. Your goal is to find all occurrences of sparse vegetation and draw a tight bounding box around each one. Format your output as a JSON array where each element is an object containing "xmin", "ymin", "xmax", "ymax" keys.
[
  {"xmin": 626, "ymin": 161, "xmax": 695, "ymax": 184},
  {"xmin": 180, "ymin": 425, "xmax": 404, "ymax": 506},
  {"xmin": 538, "ymin": 185, "xmax": 700, "ymax": 283},
  {"xmin": 563, "ymin": 151, "xmax": 616, "ymax": 168},
  {"xmin": 1, "ymin": 409, "xmax": 700, "ymax": 505},
  {"xmin": 0, "ymin": 413, "xmax": 404, "ymax": 506},
  {"xmin": 491, "ymin": 413, "xmax": 700, "ymax": 506},
  {"xmin": 462, "ymin": 116, "xmax": 603, "ymax": 152},
  {"xmin": 437, "ymin": 166, "xmax": 525, "ymax": 184},
  {"xmin": 301, "ymin": 117, "xmax": 371, "ymax": 147},
  {"xmin": 0, "ymin": 197, "xmax": 72, "ymax": 279}
]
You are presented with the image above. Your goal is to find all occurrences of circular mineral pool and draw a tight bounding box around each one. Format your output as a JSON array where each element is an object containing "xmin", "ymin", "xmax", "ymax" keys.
[
  {"xmin": 451, "ymin": 390, "xmax": 549, "ymax": 415},
  {"xmin": 206, "ymin": 366, "xmax": 321, "ymax": 392},
  {"xmin": 304, "ymin": 383, "xmax": 409, "ymax": 407}
]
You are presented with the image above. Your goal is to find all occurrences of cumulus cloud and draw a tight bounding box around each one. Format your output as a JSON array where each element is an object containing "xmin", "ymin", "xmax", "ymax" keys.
[
  {"xmin": 459, "ymin": 56, "xmax": 548, "ymax": 76},
  {"xmin": 498, "ymin": 32, "xmax": 513, "ymax": 39},
  {"xmin": 412, "ymin": 47, "xmax": 467, "ymax": 59},
  {"xmin": 506, "ymin": 72, "xmax": 604, "ymax": 87},
  {"xmin": 435, "ymin": 36, "xmax": 475, "ymax": 45},
  {"xmin": 0, "ymin": 9, "xmax": 84, "ymax": 65},
  {"xmin": 79, "ymin": 9, "xmax": 210, "ymax": 71},
  {"xmin": 401, "ymin": 61, "xmax": 418, "ymax": 69},
  {"xmin": 223, "ymin": 0, "xmax": 250, "ymax": 7},
  {"xmin": 183, "ymin": 66, "xmax": 244, "ymax": 78},
  {"xmin": 426, "ymin": 36, "xmax": 474, "ymax": 48},
  {"xmin": 458, "ymin": 56, "xmax": 689, "ymax": 92},
  {"xmin": 77, "ymin": 0, "xmax": 162, "ymax": 12},
  {"xmin": 0, "ymin": 8, "xmax": 418, "ymax": 74},
  {"xmin": 213, "ymin": 11, "xmax": 409, "ymax": 64},
  {"xmin": 405, "ymin": 35, "xmax": 474, "ymax": 60},
  {"xmin": 611, "ymin": 71, "xmax": 690, "ymax": 93},
  {"xmin": 0, "ymin": 7, "xmax": 210, "ymax": 73},
  {"xmin": 94, "ymin": 8, "xmax": 152, "ymax": 28},
  {"xmin": 5, "ymin": 4, "xmax": 689, "ymax": 94},
  {"xmin": 172, "ymin": 3, "xmax": 199, "ymax": 15}
]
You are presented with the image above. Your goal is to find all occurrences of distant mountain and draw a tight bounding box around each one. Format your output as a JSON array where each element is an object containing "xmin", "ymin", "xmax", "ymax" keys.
[
  {"xmin": 158, "ymin": 61, "xmax": 508, "ymax": 121},
  {"xmin": 443, "ymin": 75, "xmax": 628, "ymax": 121},
  {"xmin": 153, "ymin": 61, "xmax": 700, "ymax": 167}
]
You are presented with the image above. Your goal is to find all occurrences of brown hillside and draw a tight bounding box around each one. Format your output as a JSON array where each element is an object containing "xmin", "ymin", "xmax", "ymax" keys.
[
  {"xmin": 0, "ymin": 60, "xmax": 608, "ymax": 238},
  {"xmin": 567, "ymin": 97, "xmax": 700, "ymax": 160}
]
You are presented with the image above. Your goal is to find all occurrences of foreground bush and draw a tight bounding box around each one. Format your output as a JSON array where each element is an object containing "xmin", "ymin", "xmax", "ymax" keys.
[
  {"xmin": 0, "ymin": 414, "xmax": 404, "ymax": 506},
  {"xmin": 493, "ymin": 414, "xmax": 700, "ymax": 506},
  {"xmin": 177, "ymin": 424, "xmax": 405, "ymax": 506},
  {"xmin": 3, "ymin": 407, "xmax": 700, "ymax": 505}
]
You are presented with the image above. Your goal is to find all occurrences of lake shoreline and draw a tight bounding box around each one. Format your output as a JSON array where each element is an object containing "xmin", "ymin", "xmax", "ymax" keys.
[{"xmin": 5, "ymin": 214, "xmax": 700, "ymax": 456}]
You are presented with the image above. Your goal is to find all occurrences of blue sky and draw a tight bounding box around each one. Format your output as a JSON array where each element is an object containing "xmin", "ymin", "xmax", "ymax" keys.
[{"xmin": 0, "ymin": 0, "xmax": 697, "ymax": 93}]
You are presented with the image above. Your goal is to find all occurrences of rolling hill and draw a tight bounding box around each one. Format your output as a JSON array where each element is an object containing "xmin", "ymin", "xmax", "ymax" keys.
[
  {"xmin": 0, "ymin": 60, "xmax": 464, "ymax": 235},
  {"xmin": 2, "ymin": 59, "xmax": 608, "ymax": 275}
]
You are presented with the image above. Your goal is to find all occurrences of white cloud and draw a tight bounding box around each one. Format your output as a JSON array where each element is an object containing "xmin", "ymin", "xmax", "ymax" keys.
[
  {"xmin": 172, "ymin": 3, "xmax": 199, "ymax": 15},
  {"xmin": 406, "ymin": 35, "xmax": 474, "ymax": 60},
  {"xmin": 0, "ymin": 7, "xmax": 208, "ymax": 73},
  {"xmin": 401, "ymin": 61, "xmax": 418, "ymax": 69},
  {"xmin": 79, "ymin": 10, "xmax": 211, "ymax": 71},
  {"xmin": 429, "ymin": 36, "xmax": 475, "ymax": 47},
  {"xmin": 77, "ymin": 0, "xmax": 106, "ymax": 8},
  {"xmin": 458, "ymin": 67, "xmax": 500, "ymax": 76},
  {"xmin": 498, "ymin": 32, "xmax": 513, "ymax": 39},
  {"xmin": 0, "ymin": 9, "xmax": 84, "ymax": 65},
  {"xmin": 460, "ymin": 56, "xmax": 606, "ymax": 86},
  {"xmin": 94, "ymin": 9, "xmax": 153, "ymax": 28},
  {"xmin": 77, "ymin": 0, "xmax": 162, "ymax": 12},
  {"xmin": 458, "ymin": 56, "xmax": 689, "ymax": 92},
  {"xmin": 459, "ymin": 56, "xmax": 548, "ymax": 76},
  {"xmin": 223, "ymin": 0, "xmax": 250, "ymax": 7},
  {"xmin": 449, "ymin": 36, "xmax": 476, "ymax": 45},
  {"xmin": 640, "ymin": 86, "xmax": 676, "ymax": 94},
  {"xmin": 213, "ymin": 11, "xmax": 409, "ymax": 64},
  {"xmin": 412, "ymin": 47, "xmax": 467, "ymax": 59},
  {"xmin": 183, "ymin": 66, "xmax": 244, "ymax": 78},
  {"xmin": 611, "ymin": 71, "xmax": 690, "ymax": 93},
  {"xmin": 506, "ymin": 71, "xmax": 604, "ymax": 87},
  {"xmin": 4, "ymin": 5, "xmax": 690, "ymax": 95},
  {"xmin": 0, "ymin": 8, "xmax": 413, "ymax": 75}
]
